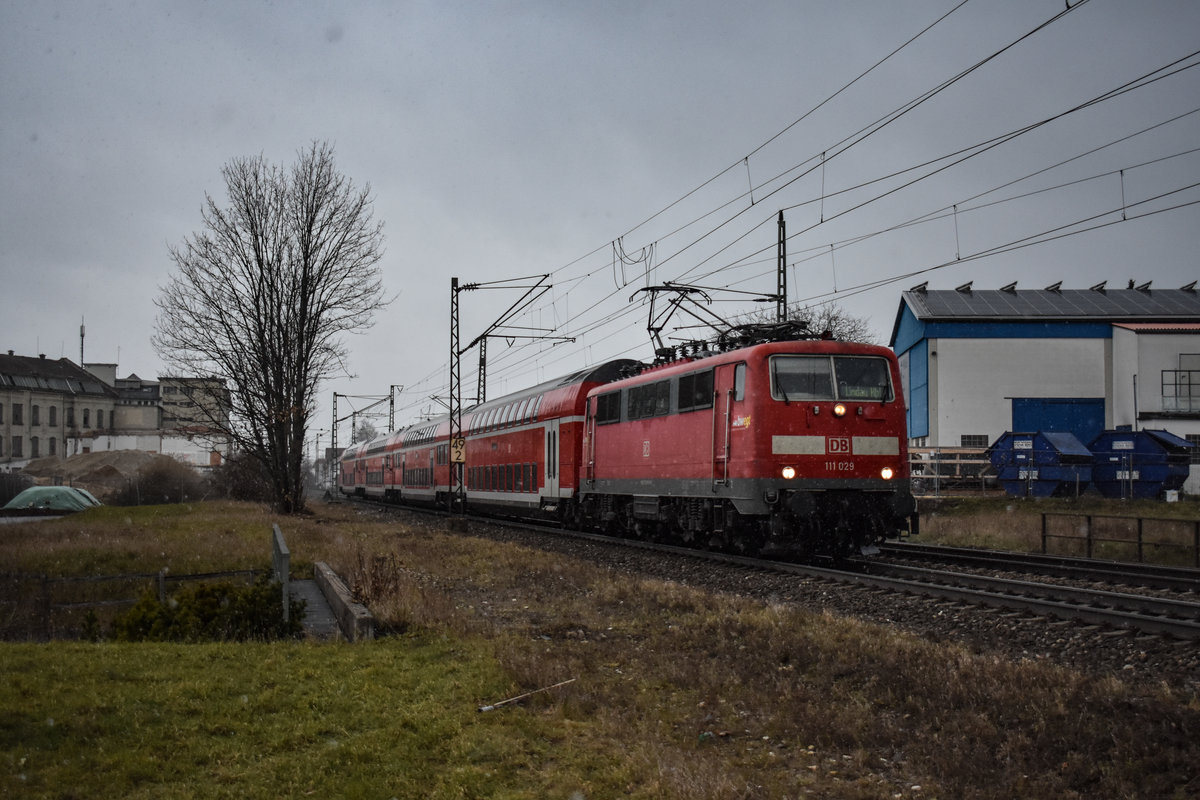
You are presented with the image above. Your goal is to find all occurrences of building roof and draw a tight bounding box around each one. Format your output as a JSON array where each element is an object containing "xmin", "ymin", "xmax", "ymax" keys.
[
  {"xmin": 900, "ymin": 282, "xmax": 1200, "ymax": 322},
  {"xmin": 0, "ymin": 352, "xmax": 117, "ymax": 397},
  {"xmin": 1112, "ymin": 322, "xmax": 1200, "ymax": 334}
]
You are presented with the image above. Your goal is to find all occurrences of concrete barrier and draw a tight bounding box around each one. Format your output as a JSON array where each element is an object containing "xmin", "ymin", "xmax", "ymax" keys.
[{"xmin": 313, "ymin": 562, "xmax": 375, "ymax": 642}]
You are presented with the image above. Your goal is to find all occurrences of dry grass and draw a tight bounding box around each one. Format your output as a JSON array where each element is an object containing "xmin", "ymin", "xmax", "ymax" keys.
[
  {"xmin": 915, "ymin": 495, "xmax": 1200, "ymax": 565},
  {"xmin": 3, "ymin": 499, "xmax": 1199, "ymax": 798},
  {"xmin": 334, "ymin": 505, "xmax": 1200, "ymax": 799}
]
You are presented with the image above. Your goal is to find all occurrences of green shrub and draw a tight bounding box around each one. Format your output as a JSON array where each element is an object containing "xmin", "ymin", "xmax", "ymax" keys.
[{"xmin": 111, "ymin": 573, "xmax": 305, "ymax": 642}]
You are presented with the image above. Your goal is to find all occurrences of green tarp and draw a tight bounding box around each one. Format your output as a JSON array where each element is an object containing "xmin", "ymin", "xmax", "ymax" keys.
[{"xmin": 2, "ymin": 486, "xmax": 102, "ymax": 511}]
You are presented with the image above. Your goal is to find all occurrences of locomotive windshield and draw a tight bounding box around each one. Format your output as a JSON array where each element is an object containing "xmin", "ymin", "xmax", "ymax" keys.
[{"xmin": 771, "ymin": 355, "xmax": 893, "ymax": 402}]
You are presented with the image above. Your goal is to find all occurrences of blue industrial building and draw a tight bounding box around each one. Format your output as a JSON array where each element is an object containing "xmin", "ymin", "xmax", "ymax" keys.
[{"xmin": 889, "ymin": 281, "xmax": 1200, "ymax": 491}]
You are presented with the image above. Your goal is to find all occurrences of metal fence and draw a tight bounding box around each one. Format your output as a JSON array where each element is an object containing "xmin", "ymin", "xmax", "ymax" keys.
[
  {"xmin": 909, "ymin": 447, "xmax": 997, "ymax": 496},
  {"xmin": 0, "ymin": 568, "xmax": 261, "ymax": 641},
  {"xmin": 1040, "ymin": 512, "xmax": 1200, "ymax": 566}
]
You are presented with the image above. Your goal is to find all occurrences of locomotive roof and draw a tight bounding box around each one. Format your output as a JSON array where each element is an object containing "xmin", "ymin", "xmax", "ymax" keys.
[{"xmin": 587, "ymin": 338, "xmax": 896, "ymax": 392}]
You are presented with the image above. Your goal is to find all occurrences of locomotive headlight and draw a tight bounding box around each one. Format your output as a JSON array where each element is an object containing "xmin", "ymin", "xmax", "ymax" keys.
[
  {"xmin": 782, "ymin": 466, "xmax": 796, "ymax": 480},
  {"xmin": 833, "ymin": 403, "xmax": 847, "ymax": 417},
  {"xmin": 880, "ymin": 466, "xmax": 894, "ymax": 480}
]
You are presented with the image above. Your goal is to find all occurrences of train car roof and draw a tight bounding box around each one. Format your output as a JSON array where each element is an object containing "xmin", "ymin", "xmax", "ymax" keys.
[
  {"xmin": 365, "ymin": 358, "xmax": 644, "ymax": 447},
  {"xmin": 476, "ymin": 358, "xmax": 644, "ymax": 408}
]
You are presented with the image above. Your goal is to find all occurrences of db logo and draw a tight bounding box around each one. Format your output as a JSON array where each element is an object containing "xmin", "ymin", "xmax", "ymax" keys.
[
  {"xmin": 642, "ymin": 440, "xmax": 651, "ymax": 458},
  {"xmin": 828, "ymin": 436, "xmax": 851, "ymax": 454}
]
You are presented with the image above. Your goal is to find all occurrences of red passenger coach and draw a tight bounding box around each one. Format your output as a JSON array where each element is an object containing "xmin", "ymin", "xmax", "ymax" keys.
[
  {"xmin": 578, "ymin": 338, "xmax": 916, "ymax": 558},
  {"xmin": 459, "ymin": 360, "xmax": 641, "ymax": 516},
  {"xmin": 337, "ymin": 360, "xmax": 643, "ymax": 516}
]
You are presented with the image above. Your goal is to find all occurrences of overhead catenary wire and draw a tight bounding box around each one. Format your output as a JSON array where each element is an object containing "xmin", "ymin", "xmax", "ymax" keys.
[{"xmin": 372, "ymin": 0, "xmax": 1195, "ymax": 428}]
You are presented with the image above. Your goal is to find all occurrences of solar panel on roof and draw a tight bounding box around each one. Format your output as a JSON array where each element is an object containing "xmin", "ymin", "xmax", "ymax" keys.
[{"xmin": 906, "ymin": 288, "xmax": 1200, "ymax": 321}]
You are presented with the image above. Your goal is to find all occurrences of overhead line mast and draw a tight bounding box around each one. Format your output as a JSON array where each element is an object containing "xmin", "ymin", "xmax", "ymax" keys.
[
  {"xmin": 777, "ymin": 210, "xmax": 787, "ymax": 322},
  {"xmin": 449, "ymin": 274, "xmax": 568, "ymax": 515}
]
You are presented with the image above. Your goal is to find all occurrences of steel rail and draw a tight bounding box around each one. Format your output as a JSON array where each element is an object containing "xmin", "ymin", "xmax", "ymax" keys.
[
  {"xmin": 880, "ymin": 541, "xmax": 1200, "ymax": 593},
  {"xmin": 854, "ymin": 561, "xmax": 1200, "ymax": 639}
]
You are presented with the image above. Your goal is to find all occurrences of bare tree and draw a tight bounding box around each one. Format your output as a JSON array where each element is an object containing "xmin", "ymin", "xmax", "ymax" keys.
[
  {"xmin": 154, "ymin": 142, "xmax": 387, "ymax": 513},
  {"xmin": 352, "ymin": 419, "xmax": 379, "ymax": 445},
  {"xmin": 790, "ymin": 302, "xmax": 878, "ymax": 344},
  {"xmin": 731, "ymin": 300, "xmax": 879, "ymax": 344}
]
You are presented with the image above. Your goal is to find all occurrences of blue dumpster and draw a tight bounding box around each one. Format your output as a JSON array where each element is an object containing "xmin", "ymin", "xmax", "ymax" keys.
[
  {"xmin": 988, "ymin": 431, "xmax": 1093, "ymax": 497},
  {"xmin": 1087, "ymin": 428, "xmax": 1194, "ymax": 499}
]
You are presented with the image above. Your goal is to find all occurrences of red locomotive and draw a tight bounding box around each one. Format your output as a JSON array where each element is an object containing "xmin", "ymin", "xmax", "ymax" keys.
[{"xmin": 338, "ymin": 326, "xmax": 916, "ymax": 558}]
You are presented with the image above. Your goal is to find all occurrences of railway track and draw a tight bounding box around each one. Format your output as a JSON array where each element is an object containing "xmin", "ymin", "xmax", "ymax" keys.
[
  {"xmin": 349, "ymin": 498, "xmax": 1200, "ymax": 640},
  {"xmin": 851, "ymin": 558, "xmax": 1200, "ymax": 639},
  {"xmin": 879, "ymin": 540, "xmax": 1200, "ymax": 593},
  {"xmin": 481, "ymin": 515, "xmax": 1200, "ymax": 640},
  {"xmin": 498, "ymin": 517, "xmax": 1200, "ymax": 640}
]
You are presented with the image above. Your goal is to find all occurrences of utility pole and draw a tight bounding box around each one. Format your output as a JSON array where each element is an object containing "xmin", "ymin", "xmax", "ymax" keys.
[
  {"xmin": 777, "ymin": 210, "xmax": 787, "ymax": 322},
  {"xmin": 449, "ymin": 274, "xmax": 566, "ymax": 513},
  {"xmin": 450, "ymin": 278, "xmax": 466, "ymax": 513},
  {"xmin": 332, "ymin": 393, "xmax": 339, "ymax": 456},
  {"xmin": 389, "ymin": 385, "xmax": 403, "ymax": 432}
]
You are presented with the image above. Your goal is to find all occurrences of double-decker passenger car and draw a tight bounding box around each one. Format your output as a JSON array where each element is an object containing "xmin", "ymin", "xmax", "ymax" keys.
[{"xmin": 338, "ymin": 360, "xmax": 641, "ymax": 515}]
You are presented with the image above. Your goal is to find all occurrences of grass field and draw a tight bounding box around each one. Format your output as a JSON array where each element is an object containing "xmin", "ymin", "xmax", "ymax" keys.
[
  {"xmin": 916, "ymin": 494, "xmax": 1200, "ymax": 565},
  {"xmin": 2, "ymin": 499, "xmax": 1199, "ymax": 799}
]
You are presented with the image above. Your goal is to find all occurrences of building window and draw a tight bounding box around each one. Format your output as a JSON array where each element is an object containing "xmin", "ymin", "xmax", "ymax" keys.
[
  {"xmin": 31, "ymin": 436, "xmax": 39, "ymax": 458},
  {"xmin": 11, "ymin": 436, "xmax": 22, "ymax": 457},
  {"xmin": 97, "ymin": 409, "xmax": 104, "ymax": 428},
  {"xmin": 13, "ymin": 404, "xmax": 22, "ymax": 425},
  {"xmin": 1162, "ymin": 370, "xmax": 1200, "ymax": 413},
  {"xmin": 83, "ymin": 409, "xmax": 90, "ymax": 427},
  {"xmin": 32, "ymin": 405, "xmax": 40, "ymax": 426},
  {"xmin": 49, "ymin": 406, "xmax": 57, "ymax": 426},
  {"xmin": 67, "ymin": 408, "xmax": 75, "ymax": 427},
  {"xmin": 1187, "ymin": 435, "xmax": 1200, "ymax": 465},
  {"xmin": 960, "ymin": 434, "xmax": 989, "ymax": 448},
  {"xmin": 48, "ymin": 437, "xmax": 56, "ymax": 456},
  {"xmin": 0, "ymin": 403, "xmax": 4, "ymax": 423}
]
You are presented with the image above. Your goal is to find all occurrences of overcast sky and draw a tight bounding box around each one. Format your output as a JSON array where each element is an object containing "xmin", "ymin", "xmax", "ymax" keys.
[{"xmin": 3, "ymin": 0, "xmax": 1198, "ymax": 444}]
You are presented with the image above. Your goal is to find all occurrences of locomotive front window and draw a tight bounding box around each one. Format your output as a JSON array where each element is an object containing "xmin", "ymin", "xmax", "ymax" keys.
[
  {"xmin": 772, "ymin": 356, "xmax": 833, "ymax": 400},
  {"xmin": 833, "ymin": 356, "xmax": 893, "ymax": 401},
  {"xmin": 771, "ymin": 356, "xmax": 893, "ymax": 402}
]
